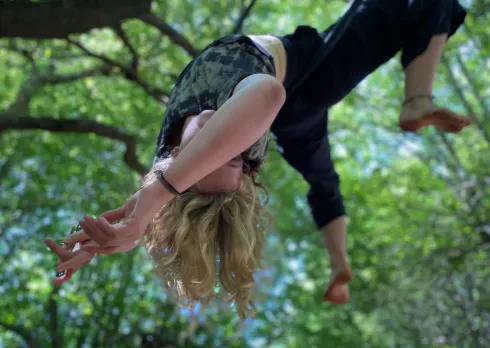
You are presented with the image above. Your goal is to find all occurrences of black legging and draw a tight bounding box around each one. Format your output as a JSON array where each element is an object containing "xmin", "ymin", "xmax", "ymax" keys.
[
  {"xmin": 271, "ymin": 0, "xmax": 466, "ymax": 229},
  {"xmin": 281, "ymin": 0, "xmax": 466, "ymax": 109}
]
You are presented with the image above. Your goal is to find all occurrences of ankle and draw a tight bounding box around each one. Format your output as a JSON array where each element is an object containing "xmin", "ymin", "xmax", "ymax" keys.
[
  {"xmin": 403, "ymin": 94, "xmax": 434, "ymax": 106},
  {"xmin": 330, "ymin": 257, "xmax": 349, "ymax": 270}
]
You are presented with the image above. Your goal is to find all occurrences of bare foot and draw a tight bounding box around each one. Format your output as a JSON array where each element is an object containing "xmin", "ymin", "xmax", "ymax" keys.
[
  {"xmin": 323, "ymin": 264, "xmax": 353, "ymax": 304},
  {"xmin": 399, "ymin": 97, "xmax": 472, "ymax": 133}
]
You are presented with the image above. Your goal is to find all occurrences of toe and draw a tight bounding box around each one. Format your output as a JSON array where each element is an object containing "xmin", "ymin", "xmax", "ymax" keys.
[
  {"xmin": 433, "ymin": 109, "xmax": 471, "ymax": 133},
  {"xmin": 323, "ymin": 268, "xmax": 353, "ymax": 304}
]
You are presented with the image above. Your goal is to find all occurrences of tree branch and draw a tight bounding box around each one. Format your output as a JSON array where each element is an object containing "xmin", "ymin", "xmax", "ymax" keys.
[
  {"xmin": 68, "ymin": 38, "xmax": 169, "ymax": 103},
  {"xmin": 44, "ymin": 66, "xmax": 113, "ymax": 84},
  {"xmin": 442, "ymin": 55, "xmax": 490, "ymax": 145},
  {"xmin": 0, "ymin": 0, "xmax": 152, "ymax": 39},
  {"xmin": 435, "ymin": 131, "xmax": 465, "ymax": 173},
  {"xmin": 453, "ymin": 51, "xmax": 489, "ymax": 123},
  {"xmin": 6, "ymin": 39, "xmax": 38, "ymax": 72},
  {"xmin": 48, "ymin": 286, "xmax": 62, "ymax": 348},
  {"xmin": 67, "ymin": 39, "xmax": 126, "ymax": 70},
  {"xmin": 0, "ymin": 151, "xmax": 14, "ymax": 183},
  {"xmin": 0, "ymin": 115, "xmax": 148, "ymax": 175},
  {"xmin": 139, "ymin": 13, "xmax": 198, "ymax": 57},
  {"xmin": 113, "ymin": 23, "xmax": 139, "ymax": 72},
  {"xmin": 233, "ymin": 0, "xmax": 258, "ymax": 34},
  {"xmin": 6, "ymin": 66, "xmax": 112, "ymax": 115}
]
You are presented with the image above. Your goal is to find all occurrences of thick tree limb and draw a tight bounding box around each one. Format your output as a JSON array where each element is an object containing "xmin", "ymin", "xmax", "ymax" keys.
[
  {"xmin": 139, "ymin": 13, "xmax": 198, "ymax": 57},
  {"xmin": 0, "ymin": 0, "xmax": 152, "ymax": 39},
  {"xmin": 0, "ymin": 115, "xmax": 148, "ymax": 175},
  {"xmin": 233, "ymin": 0, "xmax": 258, "ymax": 34}
]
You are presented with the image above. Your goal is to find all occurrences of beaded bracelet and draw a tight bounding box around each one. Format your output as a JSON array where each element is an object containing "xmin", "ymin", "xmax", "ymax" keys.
[
  {"xmin": 402, "ymin": 94, "xmax": 434, "ymax": 106},
  {"xmin": 157, "ymin": 170, "xmax": 181, "ymax": 196}
]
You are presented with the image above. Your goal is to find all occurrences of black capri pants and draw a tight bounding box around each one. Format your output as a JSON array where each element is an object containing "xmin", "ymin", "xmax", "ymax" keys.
[
  {"xmin": 278, "ymin": 0, "xmax": 467, "ymax": 109},
  {"xmin": 270, "ymin": 0, "xmax": 466, "ymax": 229}
]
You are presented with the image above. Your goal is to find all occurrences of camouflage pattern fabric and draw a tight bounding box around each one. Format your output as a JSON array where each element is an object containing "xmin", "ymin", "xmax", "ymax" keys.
[{"xmin": 154, "ymin": 35, "xmax": 276, "ymax": 171}]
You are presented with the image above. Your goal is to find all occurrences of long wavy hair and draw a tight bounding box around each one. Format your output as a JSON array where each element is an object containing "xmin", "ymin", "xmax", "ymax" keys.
[{"xmin": 141, "ymin": 157, "xmax": 270, "ymax": 319}]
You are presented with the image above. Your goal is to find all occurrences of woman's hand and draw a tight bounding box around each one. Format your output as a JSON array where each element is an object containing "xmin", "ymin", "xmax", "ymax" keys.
[
  {"xmin": 44, "ymin": 238, "xmax": 95, "ymax": 285},
  {"xmin": 45, "ymin": 236, "xmax": 137, "ymax": 284},
  {"xmin": 47, "ymin": 234, "xmax": 137, "ymax": 274},
  {"xmin": 64, "ymin": 184, "xmax": 170, "ymax": 255}
]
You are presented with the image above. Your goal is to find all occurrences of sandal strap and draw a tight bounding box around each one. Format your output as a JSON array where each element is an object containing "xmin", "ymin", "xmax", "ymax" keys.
[{"xmin": 403, "ymin": 94, "xmax": 434, "ymax": 106}]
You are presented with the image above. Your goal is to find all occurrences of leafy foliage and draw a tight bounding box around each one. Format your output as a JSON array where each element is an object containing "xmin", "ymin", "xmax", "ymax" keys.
[{"xmin": 1, "ymin": 0, "xmax": 489, "ymax": 347}]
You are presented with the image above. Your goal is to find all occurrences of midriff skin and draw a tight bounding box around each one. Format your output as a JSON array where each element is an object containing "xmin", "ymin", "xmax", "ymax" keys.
[
  {"xmin": 248, "ymin": 35, "xmax": 287, "ymax": 84},
  {"xmin": 182, "ymin": 35, "xmax": 287, "ymax": 129}
]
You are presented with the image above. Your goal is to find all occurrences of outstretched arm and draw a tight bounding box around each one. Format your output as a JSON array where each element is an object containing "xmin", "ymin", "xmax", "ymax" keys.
[
  {"xmin": 63, "ymin": 73, "xmax": 285, "ymax": 253},
  {"xmin": 133, "ymin": 73, "xmax": 285, "ymax": 223}
]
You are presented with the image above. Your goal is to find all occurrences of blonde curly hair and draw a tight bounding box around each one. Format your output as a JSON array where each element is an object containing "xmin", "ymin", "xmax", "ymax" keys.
[{"xmin": 141, "ymin": 157, "xmax": 270, "ymax": 318}]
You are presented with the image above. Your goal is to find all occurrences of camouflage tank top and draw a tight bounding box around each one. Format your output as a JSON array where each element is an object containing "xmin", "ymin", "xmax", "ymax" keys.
[{"xmin": 154, "ymin": 35, "xmax": 276, "ymax": 172}]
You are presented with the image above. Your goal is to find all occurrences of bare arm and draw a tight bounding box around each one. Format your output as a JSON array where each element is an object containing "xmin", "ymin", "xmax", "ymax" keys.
[
  {"xmin": 57, "ymin": 73, "xmax": 286, "ymax": 257},
  {"xmin": 135, "ymin": 73, "xmax": 286, "ymax": 219},
  {"xmin": 164, "ymin": 73, "xmax": 285, "ymax": 191}
]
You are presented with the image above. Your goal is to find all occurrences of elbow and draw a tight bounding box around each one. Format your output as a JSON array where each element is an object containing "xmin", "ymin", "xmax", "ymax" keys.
[
  {"xmin": 258, "ymin": 75, "xmax": 286, "ymax": 111},
  {"xmin": 236, "ymin": 73, "xmax": 286, "ymax": 112}
]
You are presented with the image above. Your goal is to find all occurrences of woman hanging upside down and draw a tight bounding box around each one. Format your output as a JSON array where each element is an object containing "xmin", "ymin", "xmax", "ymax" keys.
[{"xmin": 45, "ymin": 0, "xmax": 471, "ymax": 318}]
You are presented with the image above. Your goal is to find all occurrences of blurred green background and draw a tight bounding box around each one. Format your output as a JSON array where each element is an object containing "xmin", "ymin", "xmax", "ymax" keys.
[{"xmin": 1, "ymin": 0, "xmax": 489, "ymax": 347}]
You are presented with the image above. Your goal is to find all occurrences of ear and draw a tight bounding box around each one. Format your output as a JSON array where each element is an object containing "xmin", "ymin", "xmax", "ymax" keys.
[{"xmin": 171, "ymin": 147, "xmax": 180, "ymax": 158}]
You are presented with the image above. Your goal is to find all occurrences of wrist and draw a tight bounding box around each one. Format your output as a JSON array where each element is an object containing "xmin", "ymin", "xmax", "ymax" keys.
[
  {"xmin": 131, "ymin": 174, "xmax": 178, "ymax": 226},
  {"xmin": 156, "ymin": 170, "xmax": 181, "ymax": 196},
  {"xmin": 145, "ymin": 179, "xmax": 176, "ymax": 206}
]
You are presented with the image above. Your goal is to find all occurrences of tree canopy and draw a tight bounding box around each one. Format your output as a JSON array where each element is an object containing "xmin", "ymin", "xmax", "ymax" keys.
[{"xmin": 1, "ymin": 0, "xmax": 489, "ymax": 347}]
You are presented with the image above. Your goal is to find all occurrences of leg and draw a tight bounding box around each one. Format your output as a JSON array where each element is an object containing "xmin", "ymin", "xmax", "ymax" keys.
[
  {"xmin": 303, "ymin": 0, "xmax": 470, "ymax": 132},
  {"xmin": 404, "ymin": 34, "xmax": 448, "ymax": 98},
  {"xmin": 294, "ymin": 0, "xmax": 469, "ymax": 304},
  {"xmin": 399, "ymin": 34, "xmax": 471, "ymax": 132},
  {"xmin": 322, "ymin": 216, "xmax": 352, "ymax": 304}
]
